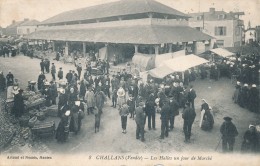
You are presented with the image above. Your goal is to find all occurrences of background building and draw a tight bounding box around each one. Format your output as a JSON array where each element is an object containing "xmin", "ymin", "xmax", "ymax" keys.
[
  {"xmin": 25, "ymin": 0, "xmax": 213, "ymax": 67},
  {"xmin": 4, "ymin": 18, "xmax": 38, "ymax": 37},
  {"xmin": 17, "ymin": 19, "xmax": 39, "ymax": 37},
  {"xmin": 189, "ymin": 8, "xmax": 244, "ymax": 48}
]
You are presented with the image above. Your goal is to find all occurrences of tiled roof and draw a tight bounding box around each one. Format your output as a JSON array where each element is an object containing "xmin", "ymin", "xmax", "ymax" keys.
[
  {"xmin": 40, "ymin": 0, "xmax": 190, "ymax": 25},
  {"xmin": 6, "ymin": 21, "xmax": 24, "ymax": 28},
  {"xmin": 24, "ymin": 25, "xmax": 213, "ymax": 44},
  {"xmin": 189, "ymin": 11, "xmax": 236, "ymax": 21},
  {"xmin": 19, "ymin": 20, "xmax": 40, "ymax": 26}
]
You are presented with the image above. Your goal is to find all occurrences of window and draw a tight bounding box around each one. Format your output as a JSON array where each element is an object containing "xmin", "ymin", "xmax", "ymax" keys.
[
  {"xmin": 17, "ymin": 29, "xmax": 22, "ymax": 34},
  {"xmin": 215, "ymin": 26, "xmax": 227, "ymax": 36},
  {"xmin": 235, "ymin": 27, "xmax": 240, "ymax": 36},
  {"xmin": 218, "ymin": 14, "xmax": 226, "ymax": 19},
  {"xmin": 195, "ymin": 27, "xmax": 203, "ymax": 31},
  {"xmin": 196, "ymin": 15, "xmax": 203, "ymax": 20},
  {"xmin": 216, "ymin": 40, "xmax": 224, "ymax": 48}
]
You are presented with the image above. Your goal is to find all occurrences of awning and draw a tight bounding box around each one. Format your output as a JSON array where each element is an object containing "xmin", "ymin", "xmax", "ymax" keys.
[
  {"xmin": 132, "ymin": 53, "xmax": 155, "ymax": 70},
  {"xmin": 210, "ymin": 48, "xmax": 234, "ymax": 58},
  {"xmin": 24, "ymin": 25, "xmax": 213, "ymax": 44},
  {"xmin": 154, "ymin": 50, "xmax": 185, "ymax": 67},
  {"xmin": 149, "ymin": 65, "xmax": 173, "ymax": 79},
  {"xmin": 148, "ymin": 54, "xmax": 209, "ymax": 78},
  {"xmin": 162, "ymin": 54, "xmax": 209, "ymax": 72}
]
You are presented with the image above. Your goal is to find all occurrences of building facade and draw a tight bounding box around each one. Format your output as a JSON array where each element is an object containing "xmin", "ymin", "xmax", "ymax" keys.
[
  {"xmin": 17, "ymin": 20, "xmax": 39, "ymax": 37},
  {"xmin": 189, "ymin": 8, "xmax": 244, "ymax": 48},
  {"xmin": 25, "ymin": 0, "xmax": 213, "ymax": 63},
  {"xmin": 4, "ymin": 18, "xmax": 38, "ymax": 37}
]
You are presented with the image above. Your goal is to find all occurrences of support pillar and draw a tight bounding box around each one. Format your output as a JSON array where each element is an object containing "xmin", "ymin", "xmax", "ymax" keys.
[
  {"xmin": 41, "ymin": 41, "xmax": 44, "ymax": 51},
  {"xmin": 182, "ymin": 72, "xmax": 185, "ymax": 82},
  {"xmin": 134, "ymin": 45, "xmax": 139, "ymax": 54},
  {"xmin": 169, "ymin": 43, "xmax": 173, "ymax": 53},
  {"xmin": 193, "ymin": 41, "xmax": 197, "ymax": 55},
  {"xmin": 183, "ymin": 42, "xmax": 187, "ymax": 55},
  {"xmin": 105, "ymin": 43, "xmax": 108, "ymax": 60},
  {"xmin": 52, "ymin": 41, "xmax": 55, "ymax": 52},
  {"xmin": 154, "ymin": 45, "xmax": 159, "ymax": 55},
  {"xmin": 83, "ymin": 42, "xmax": 86, "ymax": 57},
  {"xmin": 65, "ymin": 41, "xmax": 69, "ymax": 55}
]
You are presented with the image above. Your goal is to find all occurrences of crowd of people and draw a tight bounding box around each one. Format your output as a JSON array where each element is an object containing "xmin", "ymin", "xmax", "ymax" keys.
[
  {"xmin": 0, "ymin": 43, "xmax": 18, "ymax": 57},
  {"xmin": 0, "ymin": 51, "xmax": 259, "ymax": 152}
]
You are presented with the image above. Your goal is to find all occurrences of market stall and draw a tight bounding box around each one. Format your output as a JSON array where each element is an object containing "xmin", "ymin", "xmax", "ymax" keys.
[
  {"xmin": 148, "ymin": 54, "xmax": 209, "ymax": 79},
  {"xmin": 210, "ymin": 48, "xmax": 235, "ymax": 62}
]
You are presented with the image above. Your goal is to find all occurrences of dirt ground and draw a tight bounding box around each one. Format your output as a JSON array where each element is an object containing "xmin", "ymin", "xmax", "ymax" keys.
[{"xmin": 0, "ymin": 55, "xmax": 259, "ymax": 154}]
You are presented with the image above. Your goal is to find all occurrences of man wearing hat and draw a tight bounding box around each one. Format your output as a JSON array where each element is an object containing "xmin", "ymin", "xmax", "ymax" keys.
[
  {"xmin": 13, "ymin": 89, "xmax": 25, "ymax": 118},
  {"xmin": 40, "ymin": 59, "xmax": 45, "ymax": 74},
  {"xmin": 160, "ymin": 100, "xmax": 170, "ymax": 139},
  {"xmin": 6, "ymin": 71, "xmax": 14, "ymax": 87},
  {"xmin": 66, "ymin": 70, "xmax": 73, "ymax": 84},
  {"xmin": 182, "ymin": 102, "xmax": 196, "ymax": 143},
  {"xmin": 37, "ymin": 72, "xmax": 46, "ymax": 92},
  {"xmin": 95, "ymin": 87, "xmax": 106, "ymax": 114},
  {"xmin": 58, "ymin": 67, "xmax": 63, "ymax": 80},
  {"xmin": 111, "ymin": 75, "xmax": 119, "ymax": 92},
  {"xmin": 49, "ymin": 81, "xmax": 58, "ymax": 105},
  {"xmin": 135, "ymin": 102, "xmax": 146, "ymax": 142},
  {"xmin": 187, "ymin": 85, "xmax": 196, "ymax": 110},
  {"xmin": 44, "ymin": 58, "xmax": 50, "ymax": 73},
  {"xmin": 146, "ymin": 92, "xmax": 156, "ymax": 130},
  {"xmin": 220, "ymin": 116, "xmax": 238, "ymax": 152},
  {"xmin": 76, "ymin": 63, "xmax": 82, "ymax": 80},
  {"xmin": 51, "ymin": 63, "xmax": 56, "ymax": 80}
]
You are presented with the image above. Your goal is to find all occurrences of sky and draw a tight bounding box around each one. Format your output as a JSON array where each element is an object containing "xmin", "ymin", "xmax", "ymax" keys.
[{"xmin": 0, "ymin": 0, "xmax": 259, "ymax": 28}]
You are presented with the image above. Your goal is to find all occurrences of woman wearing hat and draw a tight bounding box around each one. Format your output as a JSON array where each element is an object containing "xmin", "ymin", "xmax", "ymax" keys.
[
  {"xmin": 12, "ymin": 89, "xmax": 25, "ymax": 118},
  {"xmin": 248, "ymin": 84, "xmax": 259, "ymax": 113},
  {"xmin": 117, "ymin": 87, "xmax": 126, "ymax": 108},
  {"xmin": 58, "ymin": 88, "xmax": 68, "ymax": 117},
  {"xmin": 241, "ymin": 124, "xmax": 259, "ymax": 152},
  {"xmin": 56, "ymin": 110, "xmax": 71, "ymax": 142}
]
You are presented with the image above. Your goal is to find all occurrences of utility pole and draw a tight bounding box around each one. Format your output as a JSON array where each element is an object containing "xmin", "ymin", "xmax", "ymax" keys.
[{"xmin": 202, "ymin": 12, "xmax": 205, "ymax": 30}]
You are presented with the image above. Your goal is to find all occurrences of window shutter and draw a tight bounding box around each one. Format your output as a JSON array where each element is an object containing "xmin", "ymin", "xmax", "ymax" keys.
[
  {"xmin": 224, "ymin": 27, "xmax": 227, "ymax": 36},
  {"xmin": 215, "ymin": 27, "xmax": 218, "ymax": 35}
]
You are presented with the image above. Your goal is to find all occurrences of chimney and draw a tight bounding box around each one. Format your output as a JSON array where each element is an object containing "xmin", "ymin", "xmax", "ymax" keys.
[
  {"xmin": 12, "ymin": 20, "xmax": 15, "ymax": 24},
  {"xmin": 209, "ymin": 8, "xmax": 215, "ymax": 14},
  {"xmin": 24, "ymin": 18, "xmax": 29, "ymax": 21}
]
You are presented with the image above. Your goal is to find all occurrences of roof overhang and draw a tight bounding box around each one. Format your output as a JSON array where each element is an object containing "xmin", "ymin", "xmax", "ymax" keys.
[{"xmin": 24, "ymin": 25, "xmax": 213, "ymax": 44}]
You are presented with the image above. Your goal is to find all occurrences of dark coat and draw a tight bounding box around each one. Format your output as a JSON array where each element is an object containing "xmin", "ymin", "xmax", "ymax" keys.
[
  {"xmin": 58, "ymin": 70, "xmax": 63, "ymax": 79},
  {"xmin": 188, "ymin": 89, "xmax": 196, "ymax": 102},
  {"xmin": 220, "ymin": 121, "xmax": 238, "ymax": 139},
  {"xmin": 135, "ymin": 106, "xmax": 145, "ymax": 126},
  {"xmin": 66, "ymin": 72, "xmax": 73, "ymax": 82},
  {"xmin": 160, "ymin": 102, "xmax": 171, "ymax": 121},
  {"xmin": 0, "ymin": 74, "xmax": 6, "ymax": 90},
  {"xmin": 13, "ymin": 93, "xmax": 25, "ymax": 117},
  {"xmin": 95, "ymin": 91, "xmax": 106, "ymax": 110},
  {"xmin": 169, "ymin": 98, "xmax": 179, "ymax": 117},
  {"xmin": 182, "ymin": 107, "xmax": 196, "ymax": 124}
]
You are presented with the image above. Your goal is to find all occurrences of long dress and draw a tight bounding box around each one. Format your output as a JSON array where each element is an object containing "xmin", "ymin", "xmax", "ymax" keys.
[
  {"xmin": 13, "ymin": 93, "xmax": 25, "ymax": 117},
  {"xmin": 56, "ymin": 115, "xmax": 70, "ymax": 142}
]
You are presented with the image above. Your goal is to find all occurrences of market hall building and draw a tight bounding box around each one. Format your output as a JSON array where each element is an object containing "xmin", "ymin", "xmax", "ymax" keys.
[{"xmin": 24, "ymin": 0, "xmax": 214, "ymax": 67}]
